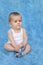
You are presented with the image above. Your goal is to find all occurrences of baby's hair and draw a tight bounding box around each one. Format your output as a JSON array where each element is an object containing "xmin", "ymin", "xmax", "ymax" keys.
[{"xmin": 9, "ymin": 12, "xmax": 22, "ymax": 22}]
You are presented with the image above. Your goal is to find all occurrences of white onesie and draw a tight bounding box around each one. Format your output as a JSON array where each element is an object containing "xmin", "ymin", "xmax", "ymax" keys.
[{"xmin": 7, "ymin": 28, "xmax": 24, "ymax": 45}]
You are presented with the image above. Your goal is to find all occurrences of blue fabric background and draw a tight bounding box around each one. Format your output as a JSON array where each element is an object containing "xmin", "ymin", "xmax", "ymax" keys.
[{"xmin": 0, "ymin": 0, "xmax": 43, "ymax": 65}]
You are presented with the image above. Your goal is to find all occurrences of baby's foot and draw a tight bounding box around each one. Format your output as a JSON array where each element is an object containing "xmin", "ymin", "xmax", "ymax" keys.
[
  {"xmin": 15, "ymin": 53, "xmax": 23, "ymax": 58},
  {"xmin": 15, "ymin": 46, "xmax": 26, "ymax": 58}
]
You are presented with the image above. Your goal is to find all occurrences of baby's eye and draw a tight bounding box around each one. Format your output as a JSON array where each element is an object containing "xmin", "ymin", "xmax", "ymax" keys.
[
  {"xmin": 14, "ymin": 21, "xmax": 17, "ymax": 23},
  {"xmin": 19, "ymin": 20, "xmax": 22, "ymax": 22}
]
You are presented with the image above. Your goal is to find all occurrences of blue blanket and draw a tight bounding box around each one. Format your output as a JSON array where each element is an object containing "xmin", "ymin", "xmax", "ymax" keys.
[{"xmin": 0, "ymin": 0, "xmax": 43, "ymax": 65}]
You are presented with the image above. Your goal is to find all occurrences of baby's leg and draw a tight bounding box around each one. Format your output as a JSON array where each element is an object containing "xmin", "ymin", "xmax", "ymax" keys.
[
  {"xmin": 23, "ymin": 44, "xmax": 31, "ymax": 55},
  {"xmin": 4, "ymin": 43, "xmax": 15, "ymax": 51}
]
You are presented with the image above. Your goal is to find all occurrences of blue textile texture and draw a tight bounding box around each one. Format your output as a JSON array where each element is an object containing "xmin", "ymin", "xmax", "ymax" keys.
[{"xmin": 0, "ymin": 0, "xmax": 43, "ymax": 65}]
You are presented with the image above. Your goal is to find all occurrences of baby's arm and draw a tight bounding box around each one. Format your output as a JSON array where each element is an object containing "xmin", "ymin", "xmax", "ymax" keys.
[
  {"xmin": 8, "ymin": 30, "xmax": 20, "ymax": 51},
  {"xmin": 18, "ymin": 29, "xmax": 28, "ymax": 48},
  {"xmin": 23, "ymin": 29, "xmax": 28, "ymax": 46}
]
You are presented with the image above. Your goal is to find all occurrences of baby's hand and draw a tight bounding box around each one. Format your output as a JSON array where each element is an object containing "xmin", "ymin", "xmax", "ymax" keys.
[
  {"xmin": 18, "ymin": 43, "xmax": 23, "ymax": 48},
  {"xmin": 15, "ymin": 45, "xmax": 20, "ymax": 52}
]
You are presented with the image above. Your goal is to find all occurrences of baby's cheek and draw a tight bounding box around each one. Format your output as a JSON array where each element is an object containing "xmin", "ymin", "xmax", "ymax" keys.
[
  {"xmin": 14, "ymin": 23, "xmax": 17, "ymax": 26},
  {"xmin": 20, "ymin": 22, "xmax": 22, "ymax": 25}
]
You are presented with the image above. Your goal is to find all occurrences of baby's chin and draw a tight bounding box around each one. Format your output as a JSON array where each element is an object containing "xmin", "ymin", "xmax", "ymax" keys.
[{"xmin": 17, "ymin": 27, "xmax": 21, "ymax": 30}]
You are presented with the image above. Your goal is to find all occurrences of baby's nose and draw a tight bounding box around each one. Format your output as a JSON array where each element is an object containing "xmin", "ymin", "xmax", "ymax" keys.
[{"xmin": 17, "ymin": 21, "xmax": 20, "ymax": 23}]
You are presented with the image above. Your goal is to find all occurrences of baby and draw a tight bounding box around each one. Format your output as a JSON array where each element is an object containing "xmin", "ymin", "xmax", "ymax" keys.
[{"xmin": 4, "ymin": 12, "xmax": 31, "ymax": 57}]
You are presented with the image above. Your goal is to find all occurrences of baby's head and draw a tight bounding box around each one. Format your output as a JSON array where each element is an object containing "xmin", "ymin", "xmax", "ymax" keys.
[{"xmin": 9, "ymin": 12, "xmax": 22, "ymax": 30}]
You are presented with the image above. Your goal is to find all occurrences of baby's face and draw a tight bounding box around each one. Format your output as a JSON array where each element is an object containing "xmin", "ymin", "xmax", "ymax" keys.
[{"xmin": 10, "ymin": 15, "xmax": 22, "ymax": 30}]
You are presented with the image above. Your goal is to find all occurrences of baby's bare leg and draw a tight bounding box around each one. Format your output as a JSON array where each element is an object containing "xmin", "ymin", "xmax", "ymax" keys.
[
  {"xmin": 4, "ymin": 43, "xmax": 16, "ymax": 51},
  {"xmin": 23, "ymin": 44, "xmax": 31, "ymax": 55}
]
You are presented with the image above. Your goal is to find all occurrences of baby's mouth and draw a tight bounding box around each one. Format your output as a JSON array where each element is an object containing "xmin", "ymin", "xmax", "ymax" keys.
[{"xmin": 17, "ymin": 25, "xmax": 20, "ymax": 26}]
